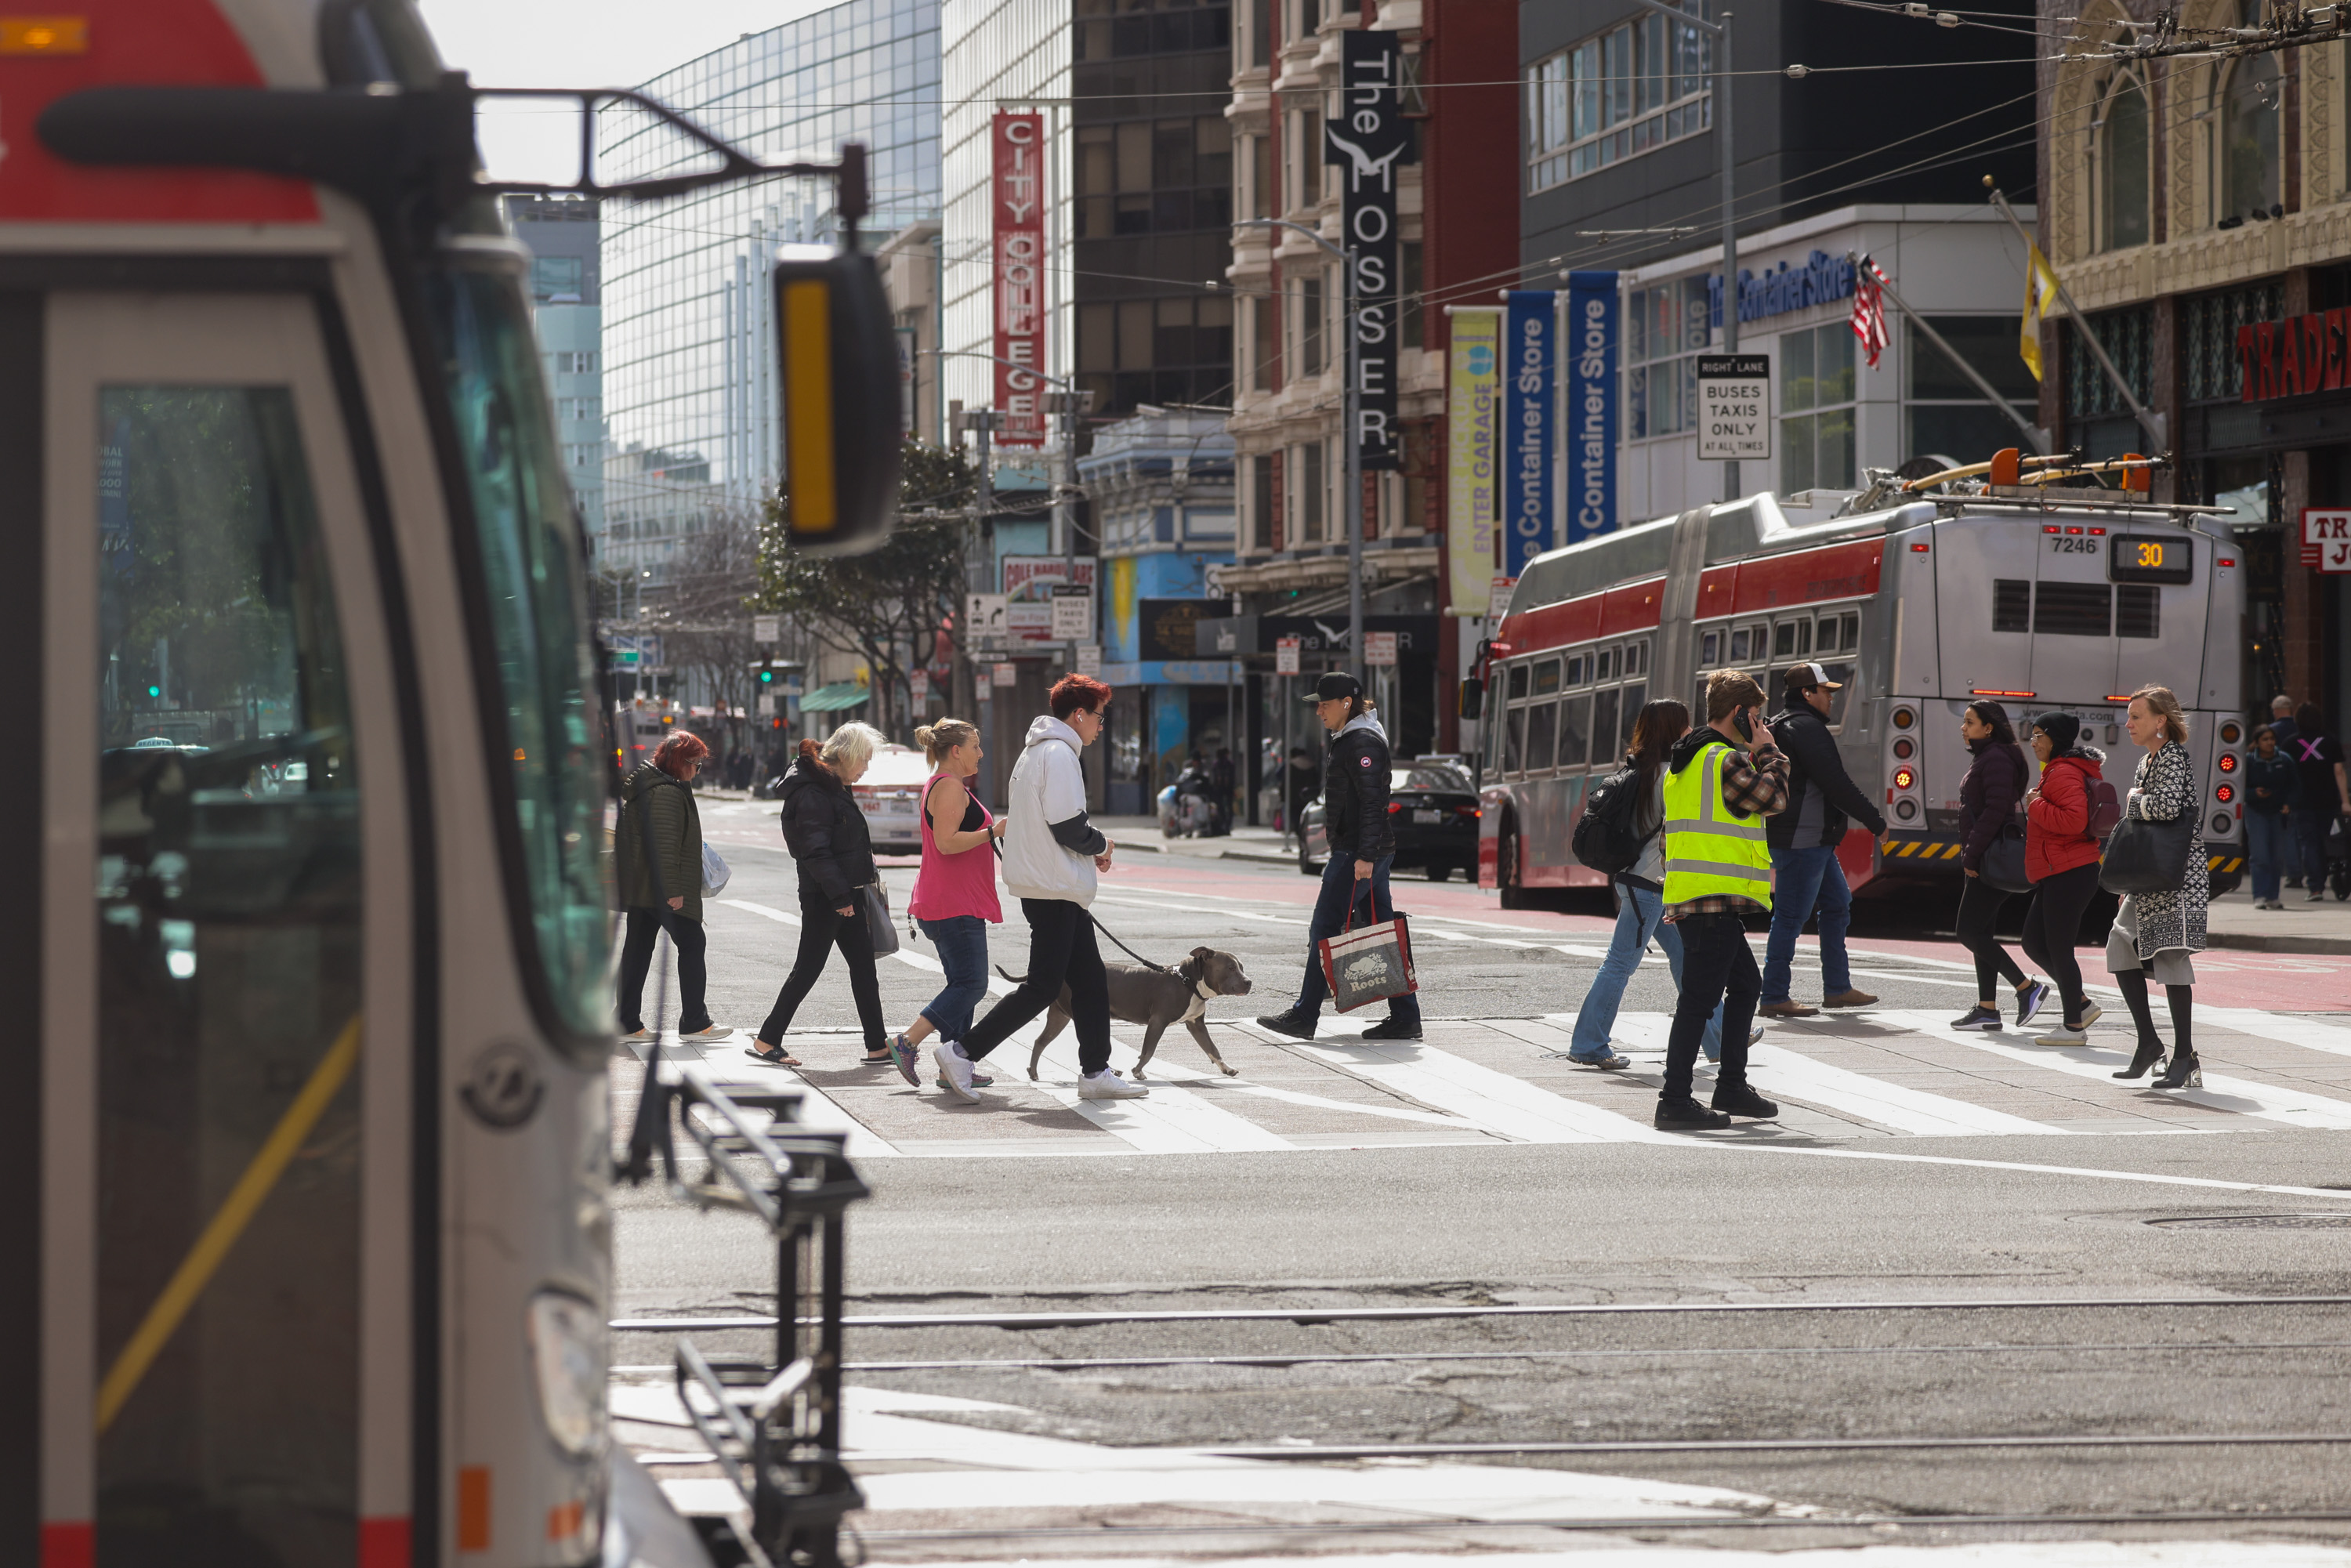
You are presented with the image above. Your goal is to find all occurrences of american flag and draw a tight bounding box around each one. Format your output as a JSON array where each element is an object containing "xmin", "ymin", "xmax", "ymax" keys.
[{"xmin": 1850, "ymin": 253, "xmax": 1889, "ymax": 370}]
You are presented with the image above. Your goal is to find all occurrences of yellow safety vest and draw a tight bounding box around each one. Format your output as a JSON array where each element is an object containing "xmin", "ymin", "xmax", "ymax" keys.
[{"xmin": 1661, "ymin": 739, "xmax": 1774, "ymax": 911}]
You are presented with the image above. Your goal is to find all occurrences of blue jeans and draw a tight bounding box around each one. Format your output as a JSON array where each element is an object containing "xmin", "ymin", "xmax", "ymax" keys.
[
  {"xmin": 2295, "ymin": 806, "xmax": 2335, "ymax": 888},
  {"xmin": 1569, "ymin": 880, "xmax": 1724, "ymax": 1062},
  {"xmin": 2245, "ymin": 810, "xmax": 2290, "ymax": 902},
  {"xmin": 917, "ymin": 915, "xmax": 990, "ymax": 1041},
  {"xmin": 1761, "ymin": 843, "xmax": 1853, "ymax": 1004},
  {"xmin": 1294, "ymin": 851, "xmax": 1422, "ymax": 1025}
]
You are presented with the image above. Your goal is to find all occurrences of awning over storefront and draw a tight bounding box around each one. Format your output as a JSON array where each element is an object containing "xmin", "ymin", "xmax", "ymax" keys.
[
  {"xmin": 1194, "ymin": 615, "xmax": 1442, "ymax": 660},
  {"xmin": 1099, "ymin": 660, "xmax": 1238, "ymax": 686},
  {"xmin": 799, "ymin": 681, "xmax": 871, "ymax": 712}
]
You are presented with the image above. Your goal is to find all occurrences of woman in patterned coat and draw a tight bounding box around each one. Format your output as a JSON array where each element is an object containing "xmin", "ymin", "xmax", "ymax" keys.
[{"xmin": 2107, "ymin": 684, "xmax": 2210, "ymax": 1088}]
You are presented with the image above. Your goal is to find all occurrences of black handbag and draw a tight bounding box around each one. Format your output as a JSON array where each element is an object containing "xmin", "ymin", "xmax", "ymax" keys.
[
  {"xmin": 1979, "ymin": 818, "xmax": 2032, "ymax": 893},
  {"xmin": 859, "ymin": 882, "xmax": 900, "ymax": 958},
  {"xmin": 2099, "ymin": 812, "xmax": 2192, "ymax": 895}
]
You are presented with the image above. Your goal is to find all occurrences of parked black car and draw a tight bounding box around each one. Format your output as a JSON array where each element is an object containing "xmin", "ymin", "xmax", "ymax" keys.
[{"xmin": 1300, "ymin": 758, "xmax": 1480, "ymax": 880}]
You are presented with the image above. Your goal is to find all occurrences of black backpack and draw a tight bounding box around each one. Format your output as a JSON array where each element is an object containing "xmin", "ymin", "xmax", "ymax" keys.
[{"xmin": 1571, "ymin": 762, "xmax": 1654, "ymax": 875}]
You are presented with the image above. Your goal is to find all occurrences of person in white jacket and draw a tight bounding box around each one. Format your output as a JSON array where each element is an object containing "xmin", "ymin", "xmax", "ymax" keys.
[{"xmin": 934, "ymin": 674, "xmax": 1149, "ymax": 1103}]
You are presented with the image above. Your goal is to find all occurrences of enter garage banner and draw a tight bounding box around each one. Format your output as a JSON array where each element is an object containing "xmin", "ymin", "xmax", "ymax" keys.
[
  {"xmin": 1444, "ymin": 309, "xmax": 1499, "ymax": 615},
  {"xmin": 1564, "ymin": 271, "xmax": 1617, "ymax": 543}
]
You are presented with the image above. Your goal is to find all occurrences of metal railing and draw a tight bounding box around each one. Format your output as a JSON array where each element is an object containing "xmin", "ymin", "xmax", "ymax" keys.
[{"xmin": 620, "ymin": 1044, "xmax": 870, "ymax": 1566}]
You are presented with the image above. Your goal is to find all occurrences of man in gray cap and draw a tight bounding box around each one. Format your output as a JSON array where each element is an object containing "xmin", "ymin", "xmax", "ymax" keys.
[{"xmin": 1759, "ymin": 661, "xmax": 1887, "ymax": 1019}]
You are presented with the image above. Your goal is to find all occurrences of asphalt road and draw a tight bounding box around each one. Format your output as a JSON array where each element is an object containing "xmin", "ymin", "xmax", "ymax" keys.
[{"xmin": 613, "ymin": 799, "xmax": 2351, "ymax": 1561}]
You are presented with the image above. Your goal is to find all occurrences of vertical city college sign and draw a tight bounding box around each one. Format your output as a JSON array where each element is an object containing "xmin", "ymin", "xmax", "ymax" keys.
[
  {"xmin": 992, "ymin": 110, "xmax": 1047, "ymax": 447},
  {"xmin": 1324, "ymin": 30, "xmax": 1412, "ymax": 471}
]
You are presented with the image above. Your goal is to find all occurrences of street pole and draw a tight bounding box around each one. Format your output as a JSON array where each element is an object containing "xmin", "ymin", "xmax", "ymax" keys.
[
  {"xmin": 1640, "ymin": 0, "xmax": 1736, "ymax": 502},
  {"xmin": 1983, "ymin": 179, "xmax": 2164, "ymax": 452},
  {"xmin": 971, "ymin": 411, "xmax": 997, "ymax": 806}
]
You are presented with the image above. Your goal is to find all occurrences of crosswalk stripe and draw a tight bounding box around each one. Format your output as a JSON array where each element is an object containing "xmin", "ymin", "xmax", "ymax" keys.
[
  {"xmin": 2197, "ymin": 1005, "xmax": 2351, "ymax": 1062},
  {"xmin": 1259, "ymin": 1026, "xmax": 1682, "ymax": 1146},
  {"xmin": 1879, "ymin": 1009, "xmax": 2351, "ymax": 1132},
  {"xmin": 1605, "ymin": 1015, "xmax": 2067, "ymax": 1137}
]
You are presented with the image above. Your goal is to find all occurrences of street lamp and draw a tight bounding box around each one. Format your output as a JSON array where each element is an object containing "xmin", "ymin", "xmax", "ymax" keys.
[
  {"xmin": 1241, "ymin": 216, "xmax": 1363, "ymax": 685},
  {"xmin": 1636, "ymin": 0, "xmax": 1738, "ymax": 503}
]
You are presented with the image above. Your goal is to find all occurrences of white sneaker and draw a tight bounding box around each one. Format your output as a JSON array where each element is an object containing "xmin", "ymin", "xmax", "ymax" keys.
[
  {"xmin": 618, "ymin": 1027, "xmax": 654, "ymax": 1043},
  {"xmin": 678, "ymin": 1024, "xmax": 734, "ymax": 1041},
  {"xmin": 2033, "ymin": 1026, "xmax": 2088, "ymax": 1047},
  {"xmin": 1078, "ymin": 1069, "xmax": 1149, "ymax": 1099},
  {"xmin": 933, "ymin": 1041, "xmax": 980, "ymax": 1103}
]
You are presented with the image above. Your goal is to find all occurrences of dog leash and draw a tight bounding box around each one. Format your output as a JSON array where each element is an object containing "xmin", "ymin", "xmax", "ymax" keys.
[{"xmin": 989, "ymin": 835, "xmax": 1178, "ymax": 975}]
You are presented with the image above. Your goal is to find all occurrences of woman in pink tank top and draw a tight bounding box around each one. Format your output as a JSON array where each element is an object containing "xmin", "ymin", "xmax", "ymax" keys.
[{"xmin": 887, "ymin": 719, "xmax": 1006, "ymax": 1086}]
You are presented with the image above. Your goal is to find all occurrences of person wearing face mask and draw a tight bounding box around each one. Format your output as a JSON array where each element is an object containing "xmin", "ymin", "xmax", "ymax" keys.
[{"xmin": 2018, "ymin": 712, "xmax": 2108, "ymax": 1047}]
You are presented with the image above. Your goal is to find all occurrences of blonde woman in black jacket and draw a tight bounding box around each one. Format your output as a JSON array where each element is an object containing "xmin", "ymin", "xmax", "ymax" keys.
[{"xmin": 750, "ymin": 723, "xmax": 889, "ymax": 1067}]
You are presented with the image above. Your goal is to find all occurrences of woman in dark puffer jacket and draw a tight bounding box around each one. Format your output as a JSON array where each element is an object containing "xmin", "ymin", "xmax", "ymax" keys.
[{"xmin": 1947, "ymin": 701, "xmax": 2052, "ymax": 1032}]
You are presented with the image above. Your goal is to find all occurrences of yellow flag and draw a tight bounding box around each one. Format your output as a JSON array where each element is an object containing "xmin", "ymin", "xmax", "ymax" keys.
[{"xmin": 2020, "ymin": 242, "xmax": 2060, "ymax": 382}]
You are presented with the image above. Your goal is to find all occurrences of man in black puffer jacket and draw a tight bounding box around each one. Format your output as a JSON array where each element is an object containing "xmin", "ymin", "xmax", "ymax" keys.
[
  {"xmin": 1759, "ymin": 661, "xmax": 1888, "ymax": 1018},
  {"xmin": 1257, "ymin": 672, "xmax": 1422, "ymax": 1041}
]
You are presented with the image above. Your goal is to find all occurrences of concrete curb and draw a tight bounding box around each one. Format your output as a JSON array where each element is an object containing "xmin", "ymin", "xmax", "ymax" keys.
[{"xmin": 2207, "ymin": 931, "xmax": 2351, "ymax": 956}]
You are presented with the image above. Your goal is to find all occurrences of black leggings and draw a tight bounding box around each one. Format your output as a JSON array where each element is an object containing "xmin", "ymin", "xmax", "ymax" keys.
[
  {"xmin": 617, "ymin": 905, "xmax": 711, "ymax": 1034},
  {"xmin": 759, "ymin": 883, "xmax": 886, "ymax": 1050},
  {"xmin": 1954, "ymin": 876, "xmax": 2026, "ymax": 999},
  {"xmin": 960, "ymin": 898, "xmax": 1112, "ymax": 1075},
  {"xmin": 2020, "ymin": 860, "xmax": 2102, "ymax": 1023}
]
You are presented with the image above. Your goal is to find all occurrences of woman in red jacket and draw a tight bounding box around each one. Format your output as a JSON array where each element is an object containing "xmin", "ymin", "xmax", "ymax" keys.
[{"xmin": 2019, "ymin": 712, "xmax": 2110, "ymax": 1045}]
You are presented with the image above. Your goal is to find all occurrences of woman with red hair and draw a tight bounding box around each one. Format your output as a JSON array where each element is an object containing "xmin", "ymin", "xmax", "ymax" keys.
[{"xmin": 614, "ymin": 730, "xmax": 730, "ymax": 1042}]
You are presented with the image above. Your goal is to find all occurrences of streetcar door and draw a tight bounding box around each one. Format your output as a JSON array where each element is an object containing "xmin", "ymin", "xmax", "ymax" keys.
[{"xmin": 29, "ymin": 289, "xmax": 413, "ymax": 1567}]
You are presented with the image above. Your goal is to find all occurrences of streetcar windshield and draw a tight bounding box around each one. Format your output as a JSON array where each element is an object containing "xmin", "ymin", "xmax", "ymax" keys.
[{"xmin": 427, "ymin": 265, "xmax": 610, "ymax": 1044}]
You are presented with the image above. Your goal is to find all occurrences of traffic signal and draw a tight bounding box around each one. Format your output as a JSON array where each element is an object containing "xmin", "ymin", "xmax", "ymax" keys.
[{"xmin": 773, "ymin": 251, "xmax": 900, "ymax": 555}]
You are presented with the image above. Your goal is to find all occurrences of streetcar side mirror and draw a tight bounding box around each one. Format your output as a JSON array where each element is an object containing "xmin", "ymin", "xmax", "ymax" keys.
[
  {"xmin": 773, "ymin": 252, "xmax": 903, "ymax": 555},
  {"xmin": 1458, "ymin": 677, "xmax": 1485, "ymax": 720}
]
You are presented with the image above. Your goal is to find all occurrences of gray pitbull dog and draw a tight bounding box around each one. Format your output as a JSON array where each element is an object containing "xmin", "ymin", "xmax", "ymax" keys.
[{"xmin": 1009, "ymin": 946, "xmax": 1253, "ymax": 1080}]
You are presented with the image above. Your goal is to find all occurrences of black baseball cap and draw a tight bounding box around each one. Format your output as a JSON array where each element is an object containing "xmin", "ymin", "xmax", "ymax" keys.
[
  {"xmin": 1781, "ymin": 661, "xmax": 1844, "ymax": 692},
  {"xmin": 1304, "ymin": 671, "xmax": 1364, "ymax": 704}
]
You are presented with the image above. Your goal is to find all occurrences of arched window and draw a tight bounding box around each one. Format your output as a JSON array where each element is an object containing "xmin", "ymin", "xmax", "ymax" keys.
[
  {"xmin": 2214, "ymin": 0, "xmax": 2283, "ymax": 223},
  {"xmin": 2097, "ymin": 72, "xmax": 2150, "ymax": 249}
]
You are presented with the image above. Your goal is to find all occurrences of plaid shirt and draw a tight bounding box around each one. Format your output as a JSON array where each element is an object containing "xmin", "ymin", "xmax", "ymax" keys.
[{"xmin": 1663, "ymin": 741, "xmax": 1790, "ymax": 923}]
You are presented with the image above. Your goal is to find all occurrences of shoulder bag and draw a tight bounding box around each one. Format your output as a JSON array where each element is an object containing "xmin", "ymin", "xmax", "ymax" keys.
[
  {"xmin": 1979, "ymin": 818, "xmax": 2032, "ymax": 893},
  {"xmin": 2099, "ymin": 811, "xmax": 2191, "ymax": 895},
  {"xmin": 859, "ymin": 882, "xmax": 901, "ymax": 958}
]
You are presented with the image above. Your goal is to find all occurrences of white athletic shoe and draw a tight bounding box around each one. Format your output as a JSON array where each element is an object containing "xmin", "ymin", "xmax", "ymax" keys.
[
  {"xmin": 1078, "ymin": 1069, "xmax": 1148, "ymax": 1099},
  {"xmin": 933, "ymin": 1041, "xmax": 980, "ymax": 1103},
  {"xmin": 678, "ymin": 1024, "xmax": 734, "ymax": 1042},
  {"xmin": 2033, "ymin": 1025, "xmax": 2088, "ymax": 1048}
]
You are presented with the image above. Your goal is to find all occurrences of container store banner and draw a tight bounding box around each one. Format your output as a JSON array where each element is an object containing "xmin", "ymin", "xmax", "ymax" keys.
[
  {"xmin": 1325, "ymin": 27, "xmax": 1413, "ymax": 469},
  {"xmin": 991, "ymin": 110, "xmax": 1047, "ymax": 447},
  {"xmin": 1564, "ymin": 271, "xmax": 1617, "ymax": 543},
  {"xmin": 1503, "ymin": 290, "xmax": 1557, "ymax": 577},
  {"xmin": 1444, "ymin": 309, "xmax": 1500, "ymax": 614}
]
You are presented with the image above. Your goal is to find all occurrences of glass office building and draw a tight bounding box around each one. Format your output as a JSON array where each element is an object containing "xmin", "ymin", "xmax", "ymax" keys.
[{"xmin": 600, "ymin": 0, "xmax": 941, "ymax": 571}]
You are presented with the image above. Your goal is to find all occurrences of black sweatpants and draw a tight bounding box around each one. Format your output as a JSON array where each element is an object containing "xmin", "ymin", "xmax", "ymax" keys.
[
  {"xmin": 758, "ymin": 882, "xmax": 886, "ymax": 1050},
  {"xmin": 2020, "ymin": 860, "xmax": 2101, "ymax": 1023},
  {"xmin": 1954, "ymin": 876, "xmax": 2026, "ymax": 999},
  {"xmin": 617, "ymin": 905, "xmax": 711, "ymax": 1034},
  {"xmin": 1662, "ymin": 911, "xmax": 1761, "ymax": 1102},
  {"xmin": 959, "ymin": 897, "xmax": 1111, "ymax": 1075}
]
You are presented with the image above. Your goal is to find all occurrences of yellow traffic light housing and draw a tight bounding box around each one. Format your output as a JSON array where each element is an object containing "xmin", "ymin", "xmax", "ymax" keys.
[{"xmin": 773, "ymin": 252, "xmax": 901, "ymax": 554}]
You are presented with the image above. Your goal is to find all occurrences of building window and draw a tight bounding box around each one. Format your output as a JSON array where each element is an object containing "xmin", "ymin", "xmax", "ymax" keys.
[
  {"xmin": 1626, "ymin": 277, "xmax": 1709, "ymax": 439},
  {"xmin": 2063, "ymin": 305, "xmax": 2154, "ymax": 424},
  {"xmin": 1780, "ymin": 322, "xmax": 1855, "ymax": 494},
  {"xmin": 532, "ymin": 255, "xmax": 585, "ymax": 297},
  {"xmin": 2096, "ymin": 73, "xmax": 2150, "ymax": 251},
  {"xmin": 1299, "ymin": 270, "xmax": 1325, "ymax": 375},
  {"xmin": 1527, "ymin": 1, "xmax": 1712, "ymax": 192},
  {"xmin": 2183, "ymin": 281, "xmax": 2282, "ymax": 402},
  {"xmin": 1251, "ymin": 453, "xmax": 1275, "ymax": 549},
  {"xmin": 1301, "ymin": 440, "xmax": 1324, "ymax": 541},
  {"xmin": 1250, "ymin": 133, "xmax": 1272, "ymax": 218},
  {"xmin": 1400, "ymin": 239, "xmax": 1423, "ymax": 350},
  {"xmin": 1905, "ymin": 317, "xmax": 2038, "ymax": 467},
  {"xmin": 1248, "ymin": 0, "xmax": 1270, "ymax": 67},
  {"xmin": 2215, "ymin": 2, "xmax": 2282, "ymax": 225},
  {"xmin": 1252, "ymin": 289, "xmax": 1279, "ymax": 392}
]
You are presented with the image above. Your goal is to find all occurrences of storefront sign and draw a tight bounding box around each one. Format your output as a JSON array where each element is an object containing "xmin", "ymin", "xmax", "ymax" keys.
[
  {"xmin": 1194, "ymin": 614, "xmax": 1440, "ymax": 657},
  {"xmin": 1140, "ymin": 598, "xmax": 1214, "ymax": 661},
  {"xmin": 991, "ymin": 111, "xmax": 1047, "ymax": 447},
  {"xmin": 1697, "ymin": 355, "xmax": 1772, "ymax": 462},
  {"xmin": 1325, "ymin": 28, "xmax": 1411, "ymax": 469},
  {"xmin": 2302, "ymin": 508, "xmax": 2351, "ymax": 571},
  {"xmin": 1707, "ymin": 249, "xmax": 1856, "ymax": 327},
  {"xmin": 1503, "ymin": 290, "xmax": 1557, "ymax": 577},
  {"xmin": 1564, "ymin": 271, "xmax": 1617, "ymax": 542},
  {"xmin": 1445, "ymin": 309, "xmax": 1500, "ymax": 613},
  {"xmin": 2239, "ymin": 313, "xmax": 2351, "ymax": 404}
]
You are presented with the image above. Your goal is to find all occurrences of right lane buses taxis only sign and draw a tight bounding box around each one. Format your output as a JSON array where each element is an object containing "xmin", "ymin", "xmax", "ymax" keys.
[{"xmin": 1697, "ymin": 354, "xmax": 1772, "ymax": 462}]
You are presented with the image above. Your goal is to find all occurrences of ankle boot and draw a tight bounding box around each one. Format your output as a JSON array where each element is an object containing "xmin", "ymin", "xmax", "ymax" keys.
[
  {"xmin": 2154, "ymin": 1049, "xmax": 2202, "ymax": 1089},
  {"xmin": 2112, "ymin": 1037, "xmax": 2167, "ymax": 1081},
  {"xmin": 2154, "ymin": 985, "xmax": 2199, "ymax": 1088}
]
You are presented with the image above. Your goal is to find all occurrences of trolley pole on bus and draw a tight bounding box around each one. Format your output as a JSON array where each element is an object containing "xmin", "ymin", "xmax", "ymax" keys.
[
  {"xmin": 1243, "ymin": 218, "xmax": 1361, "ymax": 683},
  {"xmin": 1637, "ymin": 0, "xmax": 1736, "ymax": 501}
]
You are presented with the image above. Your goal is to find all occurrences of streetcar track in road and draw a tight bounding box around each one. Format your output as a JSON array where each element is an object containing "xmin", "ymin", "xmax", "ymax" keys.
[
  {"xmin": 611, "ymin": 1291, "xmax": 2351, "ymax": 1333},
  {"xmin": 849, "ymin": 1509, "xmax": 2351, "ymax": 1543},
  {"xmin": 1207, "ymin": 1432, "xmax": 2351, "ymax": 1458},
  {"xmin": 610, "ymin": 1338, "xmax": 2351, "ymax": 1375}
]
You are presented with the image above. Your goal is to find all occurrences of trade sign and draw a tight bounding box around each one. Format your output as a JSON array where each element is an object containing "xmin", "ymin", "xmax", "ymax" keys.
[{"xmin": 2302, "ymin": 508, "xmax": 2351, "ymax": 572}]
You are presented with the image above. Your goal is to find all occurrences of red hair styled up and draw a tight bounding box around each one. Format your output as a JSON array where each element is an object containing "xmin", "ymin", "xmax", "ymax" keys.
[
  {"xmin": 653, "ymin": 730, "xmax": 709, "ymax": 778},
  {"xmin": 1050, "ymin": 672, "xmax": 1112, "ymax": 719}
]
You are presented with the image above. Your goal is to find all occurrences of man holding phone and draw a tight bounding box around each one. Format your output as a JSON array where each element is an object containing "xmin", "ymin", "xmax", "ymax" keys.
[{"xmin": 1656, "ymin": 670, "xmax": 1791, "ymax": 1130}]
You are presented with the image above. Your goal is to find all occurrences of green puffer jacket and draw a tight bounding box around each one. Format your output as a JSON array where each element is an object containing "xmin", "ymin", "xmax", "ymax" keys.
[{"xmin": 614, "ymin": 763, "xmax": 702, "ymax": 918}]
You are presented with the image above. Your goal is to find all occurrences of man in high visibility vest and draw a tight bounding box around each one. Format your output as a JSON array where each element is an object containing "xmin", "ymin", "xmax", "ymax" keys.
[{"xmin": 1657, "ymin": 670, "xmax": 1791, "ymax": 1130}]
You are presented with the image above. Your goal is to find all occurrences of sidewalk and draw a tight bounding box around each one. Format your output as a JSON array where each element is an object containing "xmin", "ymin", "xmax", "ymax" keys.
[
  {"xmin": 2208, "ymin": 882, "xmax": 2351, "ymax": 954},
  {"xmin": 1097, "ymin": 814, "xmax": 1302, "ymax": 868}
]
